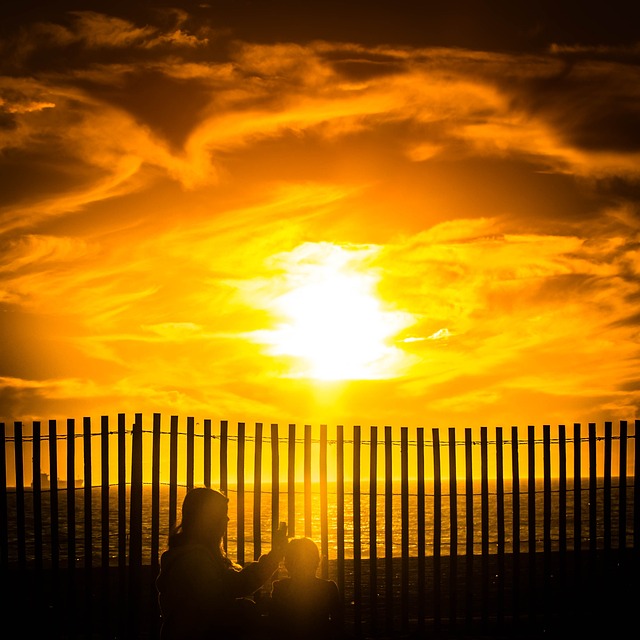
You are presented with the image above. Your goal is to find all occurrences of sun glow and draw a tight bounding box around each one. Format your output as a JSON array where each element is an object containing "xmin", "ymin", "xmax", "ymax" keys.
[{"xmin": 257, "ymin": 243, "xmax": 413, "ymax": 380}]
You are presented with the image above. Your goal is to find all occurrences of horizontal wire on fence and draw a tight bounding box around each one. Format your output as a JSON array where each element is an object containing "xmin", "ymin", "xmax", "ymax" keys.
[{"xmin": 3, "ymin": 428, "xmax": 636, "ymax": 447}]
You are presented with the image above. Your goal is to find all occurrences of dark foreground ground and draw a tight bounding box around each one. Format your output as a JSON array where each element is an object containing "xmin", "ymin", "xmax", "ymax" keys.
[{"xmin": 4, "ymin": 550, "xmax": 639, "ymax": 639}]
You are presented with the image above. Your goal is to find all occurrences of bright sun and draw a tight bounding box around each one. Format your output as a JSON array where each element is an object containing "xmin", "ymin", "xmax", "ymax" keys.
[{"xmin": 257, "ymin": 243, "xmax": 413, "ymax": 380}]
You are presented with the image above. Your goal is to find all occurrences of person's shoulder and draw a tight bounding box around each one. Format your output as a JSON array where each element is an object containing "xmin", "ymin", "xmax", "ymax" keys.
[
  {"xmin": 315, "ymin": 576, "xmax": 338, "ymax": 589},
  {"xmin": 271, "ymin": 577, "xmax": 292, "ymax": 592},
  {"xmin": 315, "ymin": 577, "xmax": 341, "ymax": 602}
]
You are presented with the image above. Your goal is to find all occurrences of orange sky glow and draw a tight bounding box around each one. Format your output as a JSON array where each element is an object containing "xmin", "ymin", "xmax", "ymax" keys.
[{"xmin": 1, "ymin": 2, "xmax": 639, "ymax": 431}]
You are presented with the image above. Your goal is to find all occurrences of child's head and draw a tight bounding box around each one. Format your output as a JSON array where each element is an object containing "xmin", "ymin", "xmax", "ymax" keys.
[{"xmin": 284, "ymin": 537, "xmax": 320, "ymax": 577}]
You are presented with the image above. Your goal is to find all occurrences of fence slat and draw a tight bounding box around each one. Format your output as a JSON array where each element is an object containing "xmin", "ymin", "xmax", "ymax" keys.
[
  {"xmin": 573, "ymin": 423, "xmax": 582, "ymax": 582},
  {"xmin": 432, "ymin": 428, "xmax": 442, "ymax": 629},
  {"xmin": 271, "ymin": 424, "xmax": 279, "ymax": 541},
  {"xmin": 66, "ymin": 418, "xmax": 77, "ymax": 635},
  {"xmin": 204, "ymin": 419, "xmax": 212, "ymax": 489},
  {"xmin": 337, "ymin": 425, "xmax": 345, "ymax": 605},
  {"xmin": 634, "ymin": 420, "xmax": 640, "ymax": 551},
  {"xmin": 83, "ymin": 416, "xmax": 93, "ymax": 633},
  {"xmin": 527, "ymin": 424, "xmax": 536, "ymax": 625},
  {"xmin": 186, "ymin": 416, "xmax": 195, "ymax": 491},
  {"xmin": 464, "ymin": 428, "xmax": 473, "ymax": 629},
  {"xmin": 288, "ymin": 424, "xmax": 295, "ymax": 539},
  {"xmin": 588, "ymin": 423, "xmax": 597, "ymax": 564},
  {"xmin": 542, "ymin": 424, "xmax": 551, "ymax": 613},
  {"xmin": 253, "ymin": 423, "xmax": 263, "ymax": 560},
  {"xmin": 495, "ymin": 427, "xmax": 505, "ymax": 628},
  {"xmin": 220, "ymin": 420, "xmax": 229, "ymax": 497},
  {"xmin": 511, "ymin": 426, "xmax": 521, "ymax": 626},
  {"xmin": 558, "ymin": 425, "xmax": 567, "ymax": 578},
  {"xmin": 604, "ymin": 421, "xmax": 612, "ymax": 556},
  {"xmin": 49, "ymin": 420, "xmax": 60, "ymax": 574},
  {"xmin": 416, "ymin": 427, "xmax": 426, "ymax": 631},
  {"xmin": 237, "ymin": 422, "xmax": 245, "ymax": 565},
  {"xmin": 169, "ymin": 416, "xmax": 178, "ymax": 534},
  {"xmin": 0, "ymin": 423, "xmax": 6, "ymax": 566},
  {"xmin": 32, "ymin": 421, "xmax": 43, "ymax": 571},
  {"xmin": 618, "ymin": 421, "xmax": 627, "ymax": 552},
  {"xmin": 151, "ymin": 414, "xmax": 161, "ymax": 568},
  {"xmin": 100, "ymin": 415, "xmax": 111, "ymax": 639},
  {"xmin": 353, "ymin": 425, "xmax": 362, "ymax": 632},
  {"xmin": 369, "ymin": 425, "xmax": 378, "ymax": 636},
  {"xmin": 384, "ymin": 425, "xmax": 393, "ymax": 635},
  {"xmin": 128, "ymin": 413, "xmax": 144, "ymax": 636},
  {"xmin": 400, "ymin": 427, "xmax": 409, "ymax": 634},
  {"xmin": 480, "ymin": 426, "xmax": 489, "ymax": 628},
  {"xmin": 319, "ymin": 424, "xmax": 328, "ymax": 579},
  {"xmin": 448, "ymin": 427, "xmax": 458, "ymax": 629},
  {"xmin": 304, "ymin": 425, "xmax": 312, "ymax": 538},
  {"xmin": 14, "ymin": 422, "xmax": 26, "ymax": 568}
]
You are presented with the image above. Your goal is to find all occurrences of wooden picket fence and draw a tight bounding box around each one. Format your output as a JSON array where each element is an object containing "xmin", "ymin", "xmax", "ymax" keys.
[{"xmin": 1, "ymin": 416, "xmax": 639, "ymax": 638}]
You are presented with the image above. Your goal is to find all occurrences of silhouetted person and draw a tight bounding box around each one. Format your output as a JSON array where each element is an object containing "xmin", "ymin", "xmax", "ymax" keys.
[
  {"xmin": 156, "ymin": 487, "xmax": 288, "ymax": 640},
  {"xmin": 268, "ymin": 537, "xmax": 344, "ymax": 640}
]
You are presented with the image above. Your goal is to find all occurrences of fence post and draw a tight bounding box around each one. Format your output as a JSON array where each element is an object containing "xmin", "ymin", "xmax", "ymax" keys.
[
  {"xmin": 66, "ymin": 418, "xmax": 77, "ymax": 636},
  {"xmin": 400, "ymin": 426, "xmax": 409, "ymax": 634},
  {"xmin": 0, "ymin": 422, "xmax": 6, "ymax": 567},
  {"xmin": 416, "ymin": 427, "xmax": 426, "ymax": 632},
  {"xmin": 603, "ymin": 421, "xmax": 612, "ymax": 558},
  {"xmin": 448, "ymin": 427, "xmax": 458, "ymax": 631},
  {"xmin": 320, "ymin": 424, "xmax": 328, "ymax": 580},
  {"xmin": 169, "ymin": 416, "xmax": 179, "ymax": 534},
  {"xmin": 527, "ymin": 424, "xmax": 536, "ymax": 627},
  {"xmin": 480, "ymin": 426, "xmax": 489, "ymax": 629},
  {"xmin": 287, "ymin": 424, "xmax": 295, "ymax": 538},
  {"xmin": 495, "ymin": 427, "xmax": 505, "ymax": 629},
  {"xmin": 304, "ymin": 424, "xmax": 312, "ymax": 538},
  {"xmin": 128, "ymin": 413, "xmax": 143, "ymax": 637},
  {"xmin": 151, "ymin": 414, "xmax": 161, "ymax": 567},
  {"xmin": 558, "ymin": 425, "xmax": 567, "ymax": 590},
  {"xmin": 32, "ymin": 421, "xmax": 43, "ymax": 572},
  {"xmin": 186, "ymin": 416, "xmax": 195, "ymax": 491},
  {"xmin": 634, "ymin": 420, "xmax": 640, "ymax": 554},
  {"xmin": 83, "ymin": 416, "xmax": 93, "ymax": 634},
  {"xmin": 464, "ymin": 428, "xmax": 473, "ymax": 630},
  {"xmin": 337, "ymin": 425, "xmax": 345, "ymax": 606},
  {"xmin": 369, "ymin": 426, "xmax": 378, "ymax": 636},
  {"xmin": 511, "ymin": 426, "xmax": 520, "ymax": 628},
  {"xmin": 353, "ymin": 425, "xmax": 362, "ymax": 633},
  {"xmin": 432, "ymin": 428, "xmax": 442, "ymax": 630},
  {"xmin": 618, "ymin": 421, "xmax": 627, "ymax": 554},
  {"xmin": 384, "ymin": 425, "xmax": 393, "ymax": 635},
  {"xmin": 204, "ymin": 419, "xmax": 212, "ymax": 489},
  {"xmin": 100, "ymin": 415, "xmax": 111, "ymax": 639},
  {"xmin": 588, "ymin": 423, "xmax": 597, "ymax": 577},
  {"xmin": 271, "ymin": 424, "xmax": 280, "ymax": 542},
  {"xmin": 253, "ymin": 423, "xmax": 263, "ymax": 560},
  {"xmin": 237, "ymin": 422, "xmax": 245, "ymax": 565},
  {"xmin": 542, "ymin": 424, "xmax": 551, "ymax": 622}
]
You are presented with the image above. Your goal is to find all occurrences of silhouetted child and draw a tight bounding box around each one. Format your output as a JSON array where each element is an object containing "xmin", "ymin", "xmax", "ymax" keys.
[{"xmin": 268, "ymin": 537, "xmax": 344, "ymax": 640}]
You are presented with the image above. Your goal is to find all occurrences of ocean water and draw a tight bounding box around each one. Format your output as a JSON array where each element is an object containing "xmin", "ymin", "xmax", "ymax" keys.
[{"xmin": 4, "ymin": 479, "xmax": 635, "ymax": 566}]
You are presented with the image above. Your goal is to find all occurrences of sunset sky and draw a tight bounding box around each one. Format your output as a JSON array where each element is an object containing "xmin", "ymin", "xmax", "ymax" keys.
[{"xmin": 1, "ymin": 1, "xmax": 639, "ymax": 430}]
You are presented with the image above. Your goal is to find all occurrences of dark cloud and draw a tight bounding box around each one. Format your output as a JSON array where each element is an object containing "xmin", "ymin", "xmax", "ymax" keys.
[
  {"xmin": 498, "ymin": 55, "xmax": 640, "ymax": 155},
  {"xmin": 3, "ymin": 1, "xmax": 640, "ymax": 54},
  {"xmin": 74, "ymin": 70, "xmax": 214, "ymax": 150}
]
